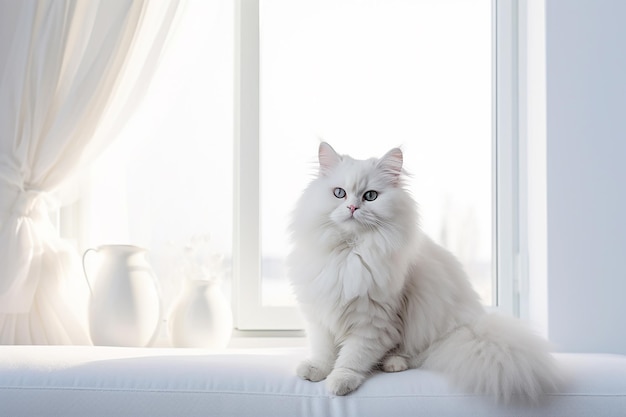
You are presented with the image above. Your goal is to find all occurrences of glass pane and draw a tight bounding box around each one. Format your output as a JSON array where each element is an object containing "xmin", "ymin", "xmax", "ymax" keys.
[
  {"xmin": 83, "ymin": 0, "xmax": 234, "ymax": 311},
  {"xmin": 260, "ymin": 0, "xmax": 492, "ymax": 306}
]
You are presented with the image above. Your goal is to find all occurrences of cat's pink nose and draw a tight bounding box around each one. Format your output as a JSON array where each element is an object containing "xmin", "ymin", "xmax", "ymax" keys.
[{"xmin": 348, "ymin": 205, "xmax": 358, "ymax": 214}]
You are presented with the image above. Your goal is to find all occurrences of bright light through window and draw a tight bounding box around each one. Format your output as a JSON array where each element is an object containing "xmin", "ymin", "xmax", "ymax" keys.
[
  {"xmin": 260, "ymin": 0, "xmax": 493, "ymax": 306},
  {"xmin": 82, "ymin": 0, "xmax": 234, "ymax": 310},
  {"xmin": 76, "ymin": 0, "xmax": 494, "ymax": 330}
]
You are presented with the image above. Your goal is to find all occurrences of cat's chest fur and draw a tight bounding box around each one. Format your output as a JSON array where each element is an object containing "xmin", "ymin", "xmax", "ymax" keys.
[
  {"xmin": 295, "ymin": 232, "xmax": 407, "ymax": 308},
  {"xmin": 291, "ymin": 235, "xmax": 407, "ymax": 338}
]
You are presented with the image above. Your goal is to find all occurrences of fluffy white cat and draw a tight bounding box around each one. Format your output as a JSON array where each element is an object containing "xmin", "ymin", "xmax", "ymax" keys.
[{"xmin": 287, "ymin": 142, "xmax": 559, "ymax": 402}]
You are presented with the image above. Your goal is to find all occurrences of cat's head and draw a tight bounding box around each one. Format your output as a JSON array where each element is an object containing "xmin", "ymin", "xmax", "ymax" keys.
[{"xmin": 305, "ymin": 142, "xmax": 413, "ymax": 238}]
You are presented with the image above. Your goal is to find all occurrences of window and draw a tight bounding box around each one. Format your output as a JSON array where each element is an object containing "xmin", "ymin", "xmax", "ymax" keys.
[
  {"xmin": 235, "ymin": 0, "xmax": 519, "ymax": 330},
  {"xmin": 66, "ymin": 0, "xmax": 520, "ymax": 334}
]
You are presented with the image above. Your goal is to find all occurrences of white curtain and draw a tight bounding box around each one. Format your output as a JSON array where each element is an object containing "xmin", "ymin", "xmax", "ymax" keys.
[{"xmin": 0, "ymin": 0, "xmax": 181, "ymax": 344}]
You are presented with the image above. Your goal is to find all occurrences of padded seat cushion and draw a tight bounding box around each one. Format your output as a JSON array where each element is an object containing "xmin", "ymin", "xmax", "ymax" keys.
[{"xmin": 0, "ymin": 346, "xmax": 624, "ymax": 417}]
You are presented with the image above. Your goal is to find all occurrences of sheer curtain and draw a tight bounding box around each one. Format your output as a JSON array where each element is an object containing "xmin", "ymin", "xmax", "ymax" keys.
[{"xmin": 0, "ymin": 0, "xmax": 181, "ymax": 344}]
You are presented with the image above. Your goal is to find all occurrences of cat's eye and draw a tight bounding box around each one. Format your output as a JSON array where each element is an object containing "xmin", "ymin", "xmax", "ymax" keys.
[
  {"xmin": 333, "ymin": 187, "xmax": 346, "ymax": 199},
  {"xmin": 363, "ymin": 190, "xmax": 378, "ymax": 201}
]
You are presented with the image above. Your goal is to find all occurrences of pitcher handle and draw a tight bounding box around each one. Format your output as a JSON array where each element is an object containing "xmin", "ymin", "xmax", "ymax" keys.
[{"xmin": 82, "ymin": 248, "xmax": 97, "ymax": 296}]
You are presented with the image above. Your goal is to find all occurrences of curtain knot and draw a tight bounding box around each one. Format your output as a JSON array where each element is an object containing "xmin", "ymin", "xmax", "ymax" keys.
[{"xmin": 11, "ymin": 189, "xmax": 53, "ymax": 218}]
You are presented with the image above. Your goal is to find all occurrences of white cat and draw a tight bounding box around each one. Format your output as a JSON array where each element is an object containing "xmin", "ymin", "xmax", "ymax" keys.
[{"xmin": 288, "ymin": 142, "xmax": 559, "ymax": 402}]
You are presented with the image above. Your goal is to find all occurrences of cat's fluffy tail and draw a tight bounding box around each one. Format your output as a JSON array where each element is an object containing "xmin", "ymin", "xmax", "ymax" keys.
[{"xmin": 422, "ymin": 313, "xmax": 560, "ymax": 403}]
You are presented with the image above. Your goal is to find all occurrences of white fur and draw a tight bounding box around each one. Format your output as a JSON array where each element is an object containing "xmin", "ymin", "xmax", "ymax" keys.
[{"xmin": 288, "ymin": 142, "xmax": 559, "ymax": 402}]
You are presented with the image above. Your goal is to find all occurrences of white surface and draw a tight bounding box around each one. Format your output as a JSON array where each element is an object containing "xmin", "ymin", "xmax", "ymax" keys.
[
  {"xmin": 545, "ymin": 0, "xmax": 626, "ymax": 353},
  {"xmin": 518, "ymin": 0, "xmax": 549, "ymax": 336},
  {"xmin": 0, "ymin": 346, "xmax": 624, "ymax": 417}
]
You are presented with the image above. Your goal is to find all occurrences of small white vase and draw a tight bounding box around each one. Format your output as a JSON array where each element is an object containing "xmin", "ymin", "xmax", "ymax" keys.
[{"xmin": 169, "ymin": 280, "xmax": 233, "ymax": 348}]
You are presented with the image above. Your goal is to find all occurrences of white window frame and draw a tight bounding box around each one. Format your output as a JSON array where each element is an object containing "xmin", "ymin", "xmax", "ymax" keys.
[
  {"xmin": 233, "ymin": 0, "xmax": 523, "ymax": 330},
  {"xmin": 233, "ymin": 0, "xmax": 303, "ymax": 330},
  {"xmin": 493, "ymin": 0, "xmax": 521, "ymax": 317}
]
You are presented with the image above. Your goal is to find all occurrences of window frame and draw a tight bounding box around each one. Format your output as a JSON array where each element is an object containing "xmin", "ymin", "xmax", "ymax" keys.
[
  {"xmin": 233, "ymin": 0, "xmax": 303, "ymax": 329},
  {"xmin": 493, "ymin": 0, "xmax": 520, "ymax": 317},
  {"xmin": 233, "ymin": 0, "xmax": 522, "ymax": 330}
]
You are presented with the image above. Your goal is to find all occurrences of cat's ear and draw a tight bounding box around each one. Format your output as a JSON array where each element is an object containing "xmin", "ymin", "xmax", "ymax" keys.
[
  {"xmin": 318, "ymin": 142, "xmax": 342, "ymax": 176},
  {"xmin": 377, "ymin": 148, "xmax": 403, "ymax": 185}
]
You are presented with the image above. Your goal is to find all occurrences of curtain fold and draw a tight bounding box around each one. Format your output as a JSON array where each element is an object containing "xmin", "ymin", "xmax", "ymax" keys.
[{"xmin": 0, "ymin": 0, "xmax": 181, "ymax": 344}]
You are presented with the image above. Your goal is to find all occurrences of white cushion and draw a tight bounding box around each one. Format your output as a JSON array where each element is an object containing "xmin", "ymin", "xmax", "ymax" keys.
[{"xmin": 0, "ymin": 346, "xmax": 624, "ymax": 416}]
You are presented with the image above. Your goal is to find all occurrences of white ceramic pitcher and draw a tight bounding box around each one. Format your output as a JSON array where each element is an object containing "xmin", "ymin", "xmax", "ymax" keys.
[{"xmin": 83, "ymin": 245, "xmax": 161, "ymax": 347}]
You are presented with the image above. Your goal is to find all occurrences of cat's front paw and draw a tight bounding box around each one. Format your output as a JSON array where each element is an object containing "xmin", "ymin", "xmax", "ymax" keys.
[
  {"xmin": 326, "ymin": 367, "xmax": 365, "ymax": 396},
  {"xmin": 296, "ymin": 359, "xmax": 332, "ymax": 382}
]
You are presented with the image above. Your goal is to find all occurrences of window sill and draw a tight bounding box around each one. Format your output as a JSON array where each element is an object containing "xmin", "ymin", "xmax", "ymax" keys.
[
  {"xmin": 227, "ymin": 330, "xmax": 307, "ymax": 349},
  {"xmin": 151, "ymin": 329, "xmax": 307, "ymax": 349}
]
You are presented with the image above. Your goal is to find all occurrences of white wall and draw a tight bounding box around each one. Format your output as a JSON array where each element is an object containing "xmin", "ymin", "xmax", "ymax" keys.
[{"xmin": 545, "ymin": 0, "xmax": 626, "ymax": 353}]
